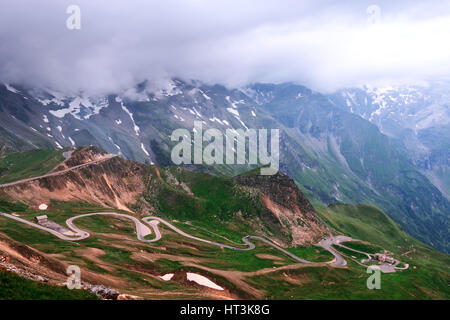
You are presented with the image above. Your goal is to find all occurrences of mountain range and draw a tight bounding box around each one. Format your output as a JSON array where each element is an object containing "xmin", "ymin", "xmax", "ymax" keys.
[
  {"xmin": 0, "ymin": 79, "xmax": 448, "ymax": 253},
  {"xmin": 1, "ymin": 146, "xmax": 448, "ymax": 300}
]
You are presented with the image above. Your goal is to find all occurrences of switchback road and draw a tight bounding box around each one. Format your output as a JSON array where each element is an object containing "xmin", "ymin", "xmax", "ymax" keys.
[
  {"xmin": 0, "ymin": 211, "xmax": 336, "ymax": 265},
  {"xmin": 0, "ymin": 153, "xmax": 384, "ymax": 268}
]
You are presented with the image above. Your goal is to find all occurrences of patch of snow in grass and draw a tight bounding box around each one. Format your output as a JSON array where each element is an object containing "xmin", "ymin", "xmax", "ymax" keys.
[
  {"xmin": 159, "ymin": 274, "xmax": 174, "ymax": 281},
  {"xmin": 186, "ymin": 273, "xmax": 224, "ymax": 290}
]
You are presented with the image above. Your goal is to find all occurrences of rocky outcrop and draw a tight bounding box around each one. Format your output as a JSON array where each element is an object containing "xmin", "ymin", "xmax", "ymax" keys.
[
  {"xmin": 234, "ymin": 171, "xmax": 333, "ymax": 246},
  {"xmin": 87, "ymin": 284, "xmax": 120, "ymax": 300},
  {"xmin": 1, "ymin": 156, "xmax": 148, "ymax": 211},
  {"xmin": 1, "ymin": 146, "xmax": 333, "ymax": 247}
]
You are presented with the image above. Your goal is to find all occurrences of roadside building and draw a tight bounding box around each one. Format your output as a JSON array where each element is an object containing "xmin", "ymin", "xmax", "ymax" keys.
[
  {"xmin": 374, "ymin": 253, "xmax": 395, "ymax": 264},
  {"xmin": 385, "ymin": 256, "xmax": 395, "ymax": 264},
  {"xmin": 34, "ymin": 215, "xmax": 48, "ymax": 224},
  {"xmin": 374, "ymin": 253, "xmax": 386, "ymax": 262}
]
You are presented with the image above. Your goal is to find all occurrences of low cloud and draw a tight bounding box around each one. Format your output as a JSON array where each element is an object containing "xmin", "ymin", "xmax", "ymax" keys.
[{"xmin": 1, "ymin": 0, "xmax": 449, "ymax": 95}]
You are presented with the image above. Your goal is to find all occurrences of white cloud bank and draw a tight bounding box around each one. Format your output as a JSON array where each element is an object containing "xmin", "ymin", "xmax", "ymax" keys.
[{"xmin": 0, "ymin": 0, "xmax": 449, "ymax": 94}]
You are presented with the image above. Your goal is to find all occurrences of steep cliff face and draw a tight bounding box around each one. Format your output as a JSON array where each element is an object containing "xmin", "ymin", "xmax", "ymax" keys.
[
  {"xmin": 1, "ymin": 156, "xmax": 148, "ymax": 212},
  {"xmin": 234, "ymin": 172, "xmax": 332, "ymax": 246}
]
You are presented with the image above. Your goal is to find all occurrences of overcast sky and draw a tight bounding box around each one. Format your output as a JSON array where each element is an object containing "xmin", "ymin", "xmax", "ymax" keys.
[{"xmin": 1, "ymin": 0, "xmax": 450, "ymax": 95}]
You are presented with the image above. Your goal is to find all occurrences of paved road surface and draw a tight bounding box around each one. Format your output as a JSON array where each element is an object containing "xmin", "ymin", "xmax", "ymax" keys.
[
  {"xmin": 247, "ymin": 236, "xmax": 311, "ymax": 263},
  {"xmin": 4, "ymin": 209, "xmax": 410, "ymax": 270},
  {"xmin": 0, "ymin": 153, "xmax": 369, "ymax": 268},
  {"xmin": 336, "ymin": 243, "xmax": 372, "ymax": 259},
  {"xmin": 142, "ymin": 216, "xmax": 255, "ymax": 251},
  {"xmin": 144, "ymin": 217, "xmax": 311, "ymax": 263},
  {"xmin": 0, "ymin": 148, "xmax": 411, "ymax": 272},
  {"xmin": 1, "ymin": 211, "xmax": 317, "ymax": 264},
  {"xmin": 0, "ymin": 211, "xmax": 88, "ymax": 241},
  {"xmin": 1, "ymin": 209, "xmax": 409, "ymax": 273},
  {"xmin": 67, "ymin": 212, "xmax": 158, "ymax": 242},
  {"xmin": 317, "ymin": 235, "xmax": 356, "ymax": 267},
  {"xmin": 0, "ymin": 155, "xmax": 116, "ymax": 188},
  {"xmin": 46, "ymin": 150, "xmax": 74, "ymax": 174}
]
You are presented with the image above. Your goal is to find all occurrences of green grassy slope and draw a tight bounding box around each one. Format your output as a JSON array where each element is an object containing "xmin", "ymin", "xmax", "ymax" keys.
[
  {"xmin": 245, "ymin": 203, "xmax": 450, "ymax": 300},
  {"xmin": 315, "ymin": 203, "xmax": 450, "ymax": 270},
  {"xmin": 0, "ymin": 268, "xmax": 98, "ymax": 300},
  {"xmin": 315, "ymin": 203, "xmax": 449, "ymax": 282},
  {"xmin": 1, "ymin": 198, "xmax": 448, "ymax": 300},
  {"xmin": 256, "ymin": 83, "xmax": 450, "ymax": 254},
  {"xmin": 143, "ymin": 166, "xmax": 291, "ymax": 245},
  {"xmin": 315, "ymin": 203, "xmax": 408, "ymax": 250},
  {"xmin": 0, "ymin": 149, "xmax": 65, "ymax": 184},
  {"xmin": 0, "ymin": 148, "xmax": 448, "ymax": 299}
]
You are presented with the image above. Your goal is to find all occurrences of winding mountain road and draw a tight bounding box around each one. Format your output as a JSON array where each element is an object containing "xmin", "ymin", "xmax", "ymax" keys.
[
  {"xmin": 317, "ymin": 235, "xmax": 355, "ymax": 267},
  {"xmin": 0, "ymin": 153, "xmax": 363, "ymax": 268},
  {"xmin": 0, "ymin": 210, "xmax": 343, "ymax": 265},
  {"xmin": 0, "ymin": 211, "xmax": 309, "ymax": 262},
  {"xmin": 0, "ymin": 154, "xmax": 117, "ymax": 188},
  {"xmin": 143, "ymin": 217, "xmax": 310, "ymax": 263}
]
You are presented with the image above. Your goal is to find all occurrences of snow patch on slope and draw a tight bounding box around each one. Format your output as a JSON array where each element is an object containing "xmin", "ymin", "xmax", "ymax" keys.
[
  {"xmin": 4, "ymin": 84, "xmax": 20, "ymax": 94},
  {"xmin": 48, "ymin": 97, "xmax": 108, "ymax": 120},
  {"xmin": 116, "ymin": 97, "xmax": 140, "ymax": 136}
]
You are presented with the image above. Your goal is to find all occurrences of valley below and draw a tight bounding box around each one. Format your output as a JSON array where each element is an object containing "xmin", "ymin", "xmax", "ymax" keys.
[
  {"xmin": 0, "ymin": 147, "xmax": 448, "ymax": 300},
  {"xmin": 1, "ymin": 0, "xmax": 450, "ymax": 305}
]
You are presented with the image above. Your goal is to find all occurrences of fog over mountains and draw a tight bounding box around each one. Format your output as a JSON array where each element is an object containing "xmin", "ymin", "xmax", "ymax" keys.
[
  {"xmin": 0, "ymin": 1, "xmax": 449, "ymax": 251},
  {"xmin": 1, "ymin": 0, "xmax": 450, "ymax": 94},
  {"xmin": 1, "ymin": 1, "xmax": 450, "ymax": 304}
]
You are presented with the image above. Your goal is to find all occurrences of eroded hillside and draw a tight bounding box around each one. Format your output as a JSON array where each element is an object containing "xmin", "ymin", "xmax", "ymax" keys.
[{"xmin": 0, "ymin": 147, "xmax": 332, "ymax": 247}]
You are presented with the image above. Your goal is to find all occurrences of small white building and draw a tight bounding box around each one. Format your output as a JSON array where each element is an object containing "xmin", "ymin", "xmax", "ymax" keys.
[{"xmin": 35, "ymin": 215, "xmax": 48, "ymax": 224}]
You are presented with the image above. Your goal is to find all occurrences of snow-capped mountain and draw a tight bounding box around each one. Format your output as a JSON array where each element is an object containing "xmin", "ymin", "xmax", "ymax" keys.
[
  {"xmin": 330, "ymin": 82, "xmax": 450, "ymax": 135},
  {"xmin": 329, "ymin": 82, "xmax": 450, "ymax": 199},
  {"xmin": 0, "ymin": 79, "xmax": 449, "ymax": 253},
  {"xmin": 0, "ymin": 80, "xmax": 262, "ymax": 165}
]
